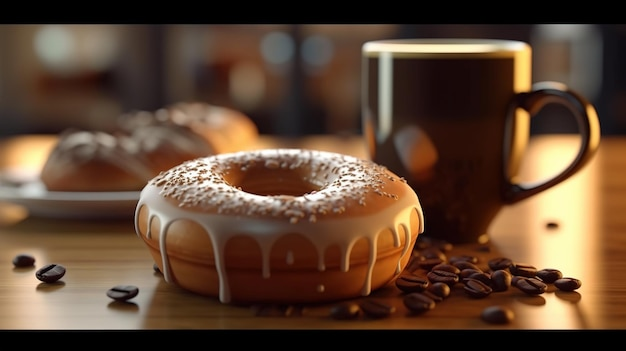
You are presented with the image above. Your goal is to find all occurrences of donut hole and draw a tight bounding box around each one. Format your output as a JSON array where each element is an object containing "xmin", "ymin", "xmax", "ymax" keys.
[{"xmin": 226, "ymin": 165, "xmax": 332, "ymax": 197}]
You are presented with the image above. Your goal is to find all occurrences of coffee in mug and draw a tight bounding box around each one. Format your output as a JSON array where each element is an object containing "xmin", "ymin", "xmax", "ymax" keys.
[{"xmin": 361, "ymin": 38, "xmax": 600, "ymax": 244}]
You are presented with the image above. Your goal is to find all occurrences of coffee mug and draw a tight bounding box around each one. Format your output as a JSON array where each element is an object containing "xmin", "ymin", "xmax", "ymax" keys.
[{"xmin": 361, "ymin": 38, "xmax": 601, "ymax": 244}]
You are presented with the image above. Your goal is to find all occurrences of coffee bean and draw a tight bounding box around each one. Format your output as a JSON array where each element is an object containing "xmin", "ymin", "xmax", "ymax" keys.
[
  {"xmin": 437, "ymin": 241, "xmax": 454, "ymax": 252},
  {"xmin": 403, "ymin": 292, "xmax": 436, "ymax": 314},
  {"xmin": 459, "ymin": 268, "xmax": 483, "ymax": 279},
  {"xmin": 418, "ymin": 248, "xmax": 447, "ymax": 261},
  {"xmin": 153, "ymin": 263, "xmax": 161, "ymax": 274},
  {"xmin": 421, "ymin": 290, "xmax": 444, "ymax": 303},
  {"xmin": 35, "ymin": 263, "xmax": 66, "ymax": 283},
  {"xmin": 427, "ymin": 270, "xmax": 459, "ymax": 286},
  {"xmin": 481, "ymin": 305, "xmax": 514, "ymax": 324},
  {"xmin": 106, "ymin": 285, "xmax": 139, "ymax": 302},
  {"xmin": 514, "ymin": 277, "xmax": 547, "ymax": 295},
  {"xmin": 463, "ymin": 278, "xmax": 492, "ymax": 298},
  {"xmin": 12, "ymin": 254, "xmax": 35, "ymax": 268},
  {"xmin": 466, "ymin": 272, "xmax": 492, "ymax": 287},
  {"xmin": 449, "ymin": 255, "xmax": 478, "ymax": 264},
  {"xmin": 554, "ymin": 277, "xmax": 582, "ymax": 291},
  {"xmin": 417, "ymin": 257, "xmax": 445, "ymax": 270},
  {"xmin": 509, "ymin": 262, "xmax": 537, "ymax": 277},
  {"xmin": 476, "ymin": 245, "xmax": 491, "ymax": 253},
  {"xmin": 329, "ymin": 302, "xmax": 361, "ymax": 320},
  {"xmin": 490, "ymin": 270, "xmax": 512, "ymax": 292},
  {"xmin": 395, "ymin": 273, "xmax": 429, "ymax": 293},
  {"xmin": 452, "ymin": 261, "xmax": 482, "ymax": 272},
  {"xmin": 359, "ymin": 299, "xmax": 396, "ymax": 319},
  {"xmin": 487, "ymin": 257, "xmax": 513, "ymax": 271},
  {"xmin": 426, "ymin": 282, "xmax": 451, "ymax": 299},
  {"xmin": 545, "ymin": 221, "xmax": 560, "ymax": 229},
  {"xmin": 536, "ymin": 268, "xmax": 563, "ymax": 283},
  {"xmin": 414, "ymin": 237, "xmax": 453, "ymax": 253},
  {"xmin": 431, "ymin": 263, "xmax": 461, "ymax": 275}
]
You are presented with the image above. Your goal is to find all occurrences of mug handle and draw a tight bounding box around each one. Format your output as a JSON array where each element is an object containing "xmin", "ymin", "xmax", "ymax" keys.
[{"xmin": 502, "ymin": 81, "xmax": 601, "ymax": 204}]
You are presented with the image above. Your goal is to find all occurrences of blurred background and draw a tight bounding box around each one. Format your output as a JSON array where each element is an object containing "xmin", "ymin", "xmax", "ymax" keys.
[{"xmin": 0, "ymin": 24, "xmax": 623, "ymax": 138}]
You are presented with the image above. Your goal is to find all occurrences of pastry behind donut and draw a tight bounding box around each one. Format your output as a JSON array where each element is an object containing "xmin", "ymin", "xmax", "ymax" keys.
[
  {"xmin": 40, "ymin": 129, "xmax": 154, "ymax": 192},
  {"xmin": 118, "ymin": 101, "xmax": 259, "ymax": 154},
  {"xmin": 40, "ymin": 102, "xmax": 259, "ymax": 192}
]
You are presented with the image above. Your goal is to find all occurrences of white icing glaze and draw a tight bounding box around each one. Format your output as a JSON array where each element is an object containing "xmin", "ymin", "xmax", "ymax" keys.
[{"xmin": 135, "ymin": 149, "xmax": 424, "ymax": 303}]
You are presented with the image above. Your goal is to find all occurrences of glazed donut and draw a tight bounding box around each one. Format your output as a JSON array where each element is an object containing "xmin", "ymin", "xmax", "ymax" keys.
[{"xmin": 135, "ymin": 149, "xmax": 424, "ymax": 305}]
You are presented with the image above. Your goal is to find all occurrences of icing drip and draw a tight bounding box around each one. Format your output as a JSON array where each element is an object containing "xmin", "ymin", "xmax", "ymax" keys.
[{"xmin": 135, "ymin": 149, "xmax": 424, "ymax": 303}]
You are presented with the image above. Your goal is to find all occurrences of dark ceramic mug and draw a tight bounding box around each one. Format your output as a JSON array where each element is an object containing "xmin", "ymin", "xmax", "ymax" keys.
[{"xmin": 361, "ymin": 38, "xmax": 601, "ymax": 244}]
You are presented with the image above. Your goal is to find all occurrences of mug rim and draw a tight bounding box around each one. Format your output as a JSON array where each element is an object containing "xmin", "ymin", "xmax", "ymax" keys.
[{"xmin": 363, "ymin": 38, "xmax": 529, "ymax": 55}]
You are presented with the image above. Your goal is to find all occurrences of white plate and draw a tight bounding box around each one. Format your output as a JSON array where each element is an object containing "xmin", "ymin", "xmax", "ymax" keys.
[{"xmin": 0, "ymin": 170, "xmax": 140, "ymax": 219}]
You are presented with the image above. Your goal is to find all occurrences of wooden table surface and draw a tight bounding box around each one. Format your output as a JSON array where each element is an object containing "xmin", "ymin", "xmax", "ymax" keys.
[{"xmin": 0, "ymin": 133, "xmax": 624, "ymax": 330}]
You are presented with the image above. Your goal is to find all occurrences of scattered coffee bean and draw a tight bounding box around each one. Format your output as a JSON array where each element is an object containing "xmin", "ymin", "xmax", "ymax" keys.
[
  {"xmin": 431, "ymin": 263, "xmax": 461, "ymax": 275},
  {"xmin": 509, "ymin": 262, "xmax": 537, "ymax": 277},
  {"xmin": 545, "ymin": 221, "xmax": 560, "ymax": 229},
  {"xmin": 35, "ymin": 263, "xmax": 66, "ymax": 283},
  {"xmin": 488, "ymin": 257, "xmax": 513, "ymax": 271},
  {"xmin": 422, "ymin": 290, "xmax": 444, "ymax": 303},
  {"xmin": 106, "ymin": 285, "xmax": 139, "ymax": 302},
  {"xmin": 511, "ymin": 275, "xmax": 523, "ymax": 287},
  {"xmin": 329, "ymin": 302, "xmax": 361, "ymax": 320},
  {"xmin": 481, "ymin": 305, "xmax": 514, "ymax": 324},
  {"xmin": 417, "ymin": 257, "xmax": 445, "ymax": 270},
  {"xmin": 490, "ymin": 270, "xmax": 512, "ymax": 292},
  {"xmin": 475, "ymin": 245, "xmax": 491, "ymax": 252},
  {"xmin": 452, "ymin": 261, "xmax": 482, "ymax": 272},
  {"xmin": 426, "ymin": 282, "xmax": 451, "ymax": 299},
  {"xmin": 514, "ymin": 277, "xmax": 547, "ymax": 295},
  {"xmin": 554, "ymin": 277, "xmax": 582, "ymax": 291},
  {"xmin": 153, "ymin": 263, "xmax": 161, "ymax": 273},
  {"xmin": 403, "ymin": 292, "xmax": 436, "ymax": 314},
  {"xmin": 459, "ymin": 268, "xmax": 483, "ymax": 280},
  {"xmin": 535, "ymin": 268, "xmax": 563, "ymax": 283},
  {"xmin": 449, "ymin": 255, "xmax": 478, "ymax": 264},
  {"xmin": 395, "ymin": 273, "xmax": 429, "ymax": 293},
  {"xmin": 463, "ymin": 278, "xmax": 493, "ymax": 298},
  {"xmin": 12, "ymin": 254, "xmax": 35, "ymax": 268},
  {"xmin": 466, "ymin": 271, "xmax": 492, "ymax": 287},
  {"xmin": 419, "ymin": 248, "xmax": 448, "ymax": 261},
  {"xmin": 427, "ymin": 270, "xmax": 459, "ymax": 286},
  {"xmin": 359, "ymin": 299, "xmax": 396, "ymax": 319}
]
